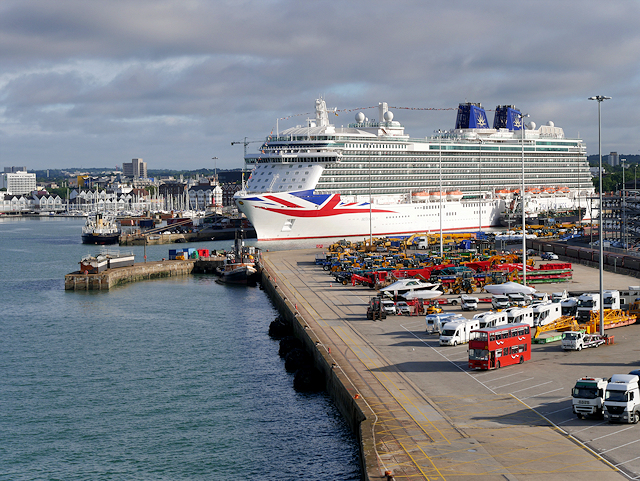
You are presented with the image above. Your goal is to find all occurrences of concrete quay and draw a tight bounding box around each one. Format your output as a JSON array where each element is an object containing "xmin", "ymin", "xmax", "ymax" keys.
[
  {"xmin": 260, "ymin": 249, "xmax": 640, "ymax": 481},
  {"xmin": 64, "ymin": 258, "xmax": 225, "ymax": 290}
]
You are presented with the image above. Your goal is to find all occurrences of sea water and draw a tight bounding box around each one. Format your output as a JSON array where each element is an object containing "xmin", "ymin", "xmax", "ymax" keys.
[{"xmin": 0, "ymin": 217, "xmax": 360, "ymax": 480}]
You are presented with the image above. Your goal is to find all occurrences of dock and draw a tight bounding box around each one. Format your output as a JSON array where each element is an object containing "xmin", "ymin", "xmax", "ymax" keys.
[
  {"xmin": 64, "ymin": 257, "xmax": 226, "ymax": 290},
  {"xmin": 260, "ymin": 249, "xmax": 632, "ymax": 481}
]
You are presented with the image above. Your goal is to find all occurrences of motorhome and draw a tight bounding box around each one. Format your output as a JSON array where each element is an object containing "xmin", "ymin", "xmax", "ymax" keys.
[
  {"xmin": 506, "ymin": 306, "xmax": 534, "ymax": 327},
  {"xmin": 460, "ymin": 295, "xmax": 479, "ymax": 311},
  {"xmin": 473, "ymin": 311, "xmax": 508, "ymax": 329},
  {"xmin": 532, "ymin": 302, "xmax": 563, "ymax": 327},
  {"xmin": 508, "ymin": 293, "xmax": 527, "ymax": 307},
  {"xmin": 439, "ymin": 319, "xmax": 480, "ymax": 346},
  {"xmin": 425, "ymin": 313, "xmax": 463, "ymax": 334},
  {"xmin": 531, "ymin": 292, "xmax": 549, "ymax": 303}
]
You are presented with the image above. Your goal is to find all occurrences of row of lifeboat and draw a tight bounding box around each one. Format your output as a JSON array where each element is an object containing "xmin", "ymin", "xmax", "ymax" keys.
[
  {"xmin": 412, "ymin": 190, "xmax": 464, "ymax": 201},
  {"xmin": 496, "ymin": 186, "xmax": 571, "ymax": 198}
]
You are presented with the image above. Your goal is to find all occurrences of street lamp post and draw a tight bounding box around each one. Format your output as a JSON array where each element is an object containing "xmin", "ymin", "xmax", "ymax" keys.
[
  {"xmin": 622, "ymin": 159, "xmax": 627, "ymax": 248},
  {"xmin": 520, "ymin": 112, "xmax": 529, "ymax": 285},
  {"xmin": 588, "ymin": 95, "xmax": 611, "ymax": 336}
]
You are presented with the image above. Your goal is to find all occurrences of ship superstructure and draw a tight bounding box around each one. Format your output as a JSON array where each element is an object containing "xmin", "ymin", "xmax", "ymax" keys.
[{"xmin": 235, "ymin": 99, "xmax": 593, "ymax": 240}]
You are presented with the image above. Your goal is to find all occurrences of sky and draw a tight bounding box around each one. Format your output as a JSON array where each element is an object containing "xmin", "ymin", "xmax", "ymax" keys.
[{"xmin": 1, "ymin": 0, "xmax": 639, "ymax": 172}]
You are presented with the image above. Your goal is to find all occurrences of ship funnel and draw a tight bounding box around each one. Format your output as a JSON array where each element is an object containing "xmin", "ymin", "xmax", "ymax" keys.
[
  {"xmin": 455, "ymin": 102, "xmax": 489, "ymax": 129},
  {"xmin": 493, "ymin": 105, "xmax": 523, "ymax": 130}
]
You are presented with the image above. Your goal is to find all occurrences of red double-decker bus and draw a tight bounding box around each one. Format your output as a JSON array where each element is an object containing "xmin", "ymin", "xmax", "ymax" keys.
[{"xmin": 468, "ymin": 323, "xmax": 531, "ymax": 370}]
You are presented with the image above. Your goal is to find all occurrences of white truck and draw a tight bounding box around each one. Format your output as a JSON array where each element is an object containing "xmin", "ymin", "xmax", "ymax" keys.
[
  {"xmin": 572, "ymin": 377, "xmax": 608, "ymax": 418},
  {"xmin": 603, "ymin": 374, "xmax": 640, "ymax": 424},
  {"xmin": 576, "ymin": 293, "xmax": 600, "ymax": 322},
  {"xmin": 552, "ymin": 290, "xmax": 568, "ymax": 303},
  {"xmin": 561, "ymin": 297, "xmax": 578, "ymax": 317},
  {"xmin": 532, "ymin": 301, "xmax": 562, "ymax": 327},
  {"xmin": 508, "ymin": 293, "xmax": 527, "ymax": 307},
  {"xmin": 506, "ymin": 306, "xmax": 534, "ymax": 327},
  {"xmin": 561, "ymin": 331, "xmax": 606, "ymax": 351},
  {"xmin": 603, "ymin": 290, "xmax": 621, "ymax": 310},
  {"xmin": 439, "ymin": 319, "xmax": 480, "ymax": 346},
  {"xmin": 473, "ymin": 311, "xmax": 508, "ymax": 329},
  {"xmin": 491, "ymin": 295, "xmax": 510, "ymax": 310}
]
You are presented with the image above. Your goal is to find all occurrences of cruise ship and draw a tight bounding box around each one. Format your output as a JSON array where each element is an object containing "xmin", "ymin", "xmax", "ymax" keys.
[{"xmin": 234, "ymin": 99, "xmax": 594, "ymax": 241}]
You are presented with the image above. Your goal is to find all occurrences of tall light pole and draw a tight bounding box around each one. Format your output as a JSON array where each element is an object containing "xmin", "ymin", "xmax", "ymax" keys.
[
  {"xmin": 519, "ymin": 112, "xmax": 529, "ymax": 285},
  {"xmin": 439, "ymin": 131, "xmax": 443, "ymax": 258},
  {"xmin": 589, "ymin": 95, "xmax": 611, "ymax": 336},
  {"xmin": 622, "ymin": 158, "xmax": 627, "ymax": 248}
]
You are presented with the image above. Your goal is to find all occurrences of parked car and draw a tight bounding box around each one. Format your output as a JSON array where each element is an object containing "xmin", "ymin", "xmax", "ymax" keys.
[
  {"xmin": 541, "ymin": 252, "xmax": 559, "ymax": 260},
  {"xmin": 381, "ymin": 299, "xmax": 397, "ymax": 315},
  {"xmin": 395, "ymin": 301, "xmax": 411, "ymax": 315}
]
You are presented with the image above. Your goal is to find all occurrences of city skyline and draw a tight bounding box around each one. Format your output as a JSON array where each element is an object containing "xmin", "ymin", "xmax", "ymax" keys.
[{"xmin": 1, "ymin": 0, "xmax": 639, "ymax": 171}]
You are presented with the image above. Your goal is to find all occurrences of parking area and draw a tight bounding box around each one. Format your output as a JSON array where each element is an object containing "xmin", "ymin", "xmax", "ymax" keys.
[{"xmin": 386, "ymin": 309, "xmax": 640, "ymax": 479}]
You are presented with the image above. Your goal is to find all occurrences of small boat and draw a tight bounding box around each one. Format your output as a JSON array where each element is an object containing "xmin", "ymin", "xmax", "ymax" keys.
[
  {"xmin": 81, "ymin": 213, "xmax": 121, "ymax": 245},
  {"xmin": 215, "ymin": 229, "xmax": 259, "ymax": 285},
  {"xmin": 446, "ymin": 190, "xmax": 464, "ymax": 201},
  {"xmin": 411, "ymin": 191, "xmax": 430, "ymax": 201}
]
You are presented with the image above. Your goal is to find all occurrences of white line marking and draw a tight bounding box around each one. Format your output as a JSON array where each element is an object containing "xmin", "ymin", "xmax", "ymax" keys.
[
  {"xmin": 520, "ymin": 387, "xmax": 564, "ymax": 400},
  {"xmin": 600, "ymin": 438, "xmax": 640, "ymax": 454},
  {"xmin": 615, "ymin": 455, "xmax": 640, "ymax": 467},
  {"xmin": 482, "ymin": 372, "xmax": 524, "ymax": 382},
  {"xmin": 493, "ymin": 377, "xmax": 536, "ymax": 389},
  {"xmin": 590, "ymin": 425, "xmax": 636, "ymax": 441},
  {"xmin": 510, "ymin": 381, "xmax": 554, "ymax": 394},
  {"xmin": 572, "ymin": 421, "xmax": 608, "ymax": 434},
  {"xmin": 543, "ymin": 406, "xmax": 573, "ymax": 416}
]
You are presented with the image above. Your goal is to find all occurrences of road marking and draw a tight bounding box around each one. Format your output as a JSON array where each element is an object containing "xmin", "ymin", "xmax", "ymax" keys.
[
  {"xmin": 493, "ymin": 377, "xmax": 535, "ymax": 389},
  {"xmin": 543, "ymin": 406, "xmax": 573, "ymax": 416},
  {"xmin": 600, "ymin": 438, "xmax": 640, "ymax": 454},
  {"xmin": 510, "ymin": 380, "xmax": 554, "ymax": 394},
  {"xmin": 520, "ymin": 387, "xmax": 564, "ymax": 400},
  {"xmin": 572, "ymin": 421, "xmax": 608, "ymax": 433},
  {"xmin": 479, "ymin": 371, "xmax": 524, "ymax": 382},
  {"xmin": 590, "ymin": 425, "xmax": 636, "ymax": 441},
  {"xmin": 615, "ymin": 454, "xmax": 640, "ymax": 467}
]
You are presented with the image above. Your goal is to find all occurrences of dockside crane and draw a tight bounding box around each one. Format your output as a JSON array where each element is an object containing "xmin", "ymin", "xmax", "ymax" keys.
[{"xmin": 231, "ymin": 137, "xmax": 264, "ymax": 189}]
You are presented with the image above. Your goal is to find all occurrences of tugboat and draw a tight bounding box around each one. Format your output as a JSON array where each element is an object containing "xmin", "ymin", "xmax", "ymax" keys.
[
  {"xmin": 215, "ymin": 229, "xmax": 259, "ymax": 284},
  {"xmin": 81, "ymin": 212, "xmax": 121, "ymax": 245}
]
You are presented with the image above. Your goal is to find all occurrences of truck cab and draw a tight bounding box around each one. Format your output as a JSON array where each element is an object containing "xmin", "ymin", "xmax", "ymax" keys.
[
  {"xmin": 603, "ymin": 290, "xmax": 621, "ymax": 310},
  {"xmin": 572, "ymin": 377, "xmax": 608, "ymax": 418},
  {"xmin": 507, "ymin": 293, "xmax": 527, "ymax": 307},
  {"xmin": 603, "ymin": 374, "xmax": 640, "ymax": 424},
  {"xmin": 576, "ymin": 293, "xmax": 599, "ymax": 322},
  {"xmin": 561, "ymin": 297, "xmax": 578, "ymax": 316}
]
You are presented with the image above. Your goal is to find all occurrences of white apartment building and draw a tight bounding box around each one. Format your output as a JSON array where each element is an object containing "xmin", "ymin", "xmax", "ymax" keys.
[{"xmin": 0, "ymin": 170, "xmax": 37, "ymax": 195}]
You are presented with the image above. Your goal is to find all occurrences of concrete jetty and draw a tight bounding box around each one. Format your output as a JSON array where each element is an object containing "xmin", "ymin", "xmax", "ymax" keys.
[
  {"xmin": 64, "ymin": 257, "xmax": 226, "ymax": 290},
  {"xmin": 260, "ymin": 249, "xmax": 638, "ymax": 481}
]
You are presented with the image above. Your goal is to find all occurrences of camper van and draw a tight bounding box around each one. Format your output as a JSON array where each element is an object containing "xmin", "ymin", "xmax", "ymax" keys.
[
  {"xmin": 532, "ymin": 301, "xmax": 563, "ymax": 327},
  {"xmin": 439, "ymin": 319, "xmax": 480, "ymax": 346},
  {"xmin": 425, "ymin": 313, "xmax": 463, "ymax": 334},
  {"xmin": 473, "ymin": 311, "xmax": 508, "ymax": 329},
  {"xmin": 506, "ymin": 306, "xmax": 534, "ymax": 327}
]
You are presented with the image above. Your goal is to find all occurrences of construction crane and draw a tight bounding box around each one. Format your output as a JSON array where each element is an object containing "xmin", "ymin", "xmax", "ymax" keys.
[{"xmin": 231, "ymin": 137, "xmax": 263, "ymax": 189}]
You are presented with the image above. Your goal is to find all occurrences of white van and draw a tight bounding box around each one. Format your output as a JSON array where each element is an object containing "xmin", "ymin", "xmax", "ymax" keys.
[
  {"xmin": 492, "ymin": 295, "xmax": 510, "ymax": 310},
  {"xmin": 473, "ymin": 311, "xmax": 508, "ymax": 329},
  {"xmin": 439, "ymin": 319, "xmax": 480, "ymax": 346}
]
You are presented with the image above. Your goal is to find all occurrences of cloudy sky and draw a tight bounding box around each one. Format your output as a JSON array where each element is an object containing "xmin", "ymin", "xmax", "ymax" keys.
[{"xmin": 1, "ymin": 0, "xmax": 639, "ymax": 171}]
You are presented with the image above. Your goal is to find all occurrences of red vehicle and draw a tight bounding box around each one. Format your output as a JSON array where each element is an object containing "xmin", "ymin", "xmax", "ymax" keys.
[{"xmin": 468, "ymin": 323, "xmax": 531, "ymax": 370}]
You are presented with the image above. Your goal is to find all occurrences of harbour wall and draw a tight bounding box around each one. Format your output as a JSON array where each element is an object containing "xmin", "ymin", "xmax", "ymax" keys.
[
  {"xmin": 64, "ymin": 258, "xmax": 225, "ymax": 290},
  {"xmin": 259, "ymin": 260, "xmax": 376, "ymax": 481}
]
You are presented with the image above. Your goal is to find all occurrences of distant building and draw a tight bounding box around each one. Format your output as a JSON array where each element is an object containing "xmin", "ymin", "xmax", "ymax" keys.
[
  {"xmin": 188, "ymin": 182, "xmax": 223, "ymax": 210},
  {"xmin": 4, "ymin": 166, "xmax": 27, "ymax": 173},
  {"xmin": 608, "ymin": 152, "xmax": 619, "ymax": 167},
  {"xmin": 221, "ymin": 183, "xmax": 242, "ymax": 207},
  {"xmin": 122, "ymin": 158, "xmax": 147, "ymax": 179},
  {"xmin": 1, "ymin": 169, "xmax": 36, "ymax": 195}
]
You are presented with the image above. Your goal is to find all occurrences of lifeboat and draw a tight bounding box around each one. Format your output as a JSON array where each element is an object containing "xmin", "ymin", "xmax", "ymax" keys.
[
  {"xmin": 529, "ymin": 187, "xmax": 542, "ymax": 195},
  {"xmin": 496, "ymin": 189, "xmax": 510, "ymax": 198},
  {"xmin": 412, "ymin": 191, "xmax": 430, "ymax": 201},
  {"xmin": 446, "ymin": 190, "xmax": 464, "ymax": 201},
  {"xmin": 429, "ymin": 191, "xmax": 444, "ymax": 202},
  {"xmin": 556, "ymin": 186, "xmax": 570, "ymax": 194}
]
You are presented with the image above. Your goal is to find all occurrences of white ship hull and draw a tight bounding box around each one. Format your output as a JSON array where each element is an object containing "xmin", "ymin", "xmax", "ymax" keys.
[{"xmin": 237, "ymin": 191, "xmax": 581, "ymax": 241}]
